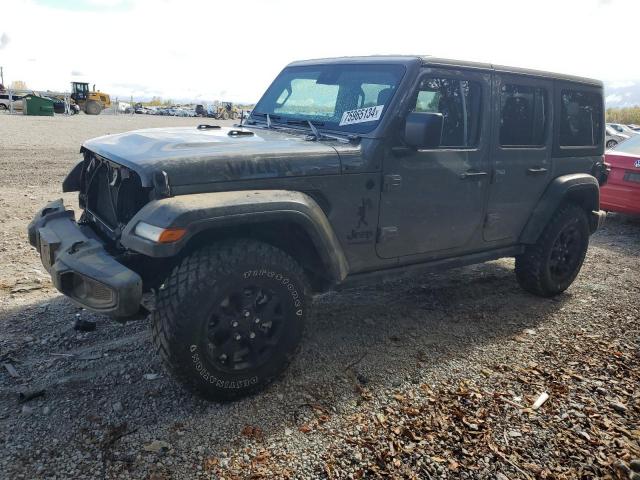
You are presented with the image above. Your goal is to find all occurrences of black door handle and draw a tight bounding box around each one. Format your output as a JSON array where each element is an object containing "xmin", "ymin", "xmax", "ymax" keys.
[
  {"xmin": 459, "ymin": 171, "xmax": 488, "ymax": 179},
  {"xmin": 527, "ymin": 167, "xmax": 548, "ymax": 175}
]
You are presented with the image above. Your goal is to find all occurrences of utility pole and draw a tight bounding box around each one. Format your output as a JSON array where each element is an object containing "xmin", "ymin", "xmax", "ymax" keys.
[{"xmin": 0, "ymin": 66, "xmax": 4, "ymax": 87}]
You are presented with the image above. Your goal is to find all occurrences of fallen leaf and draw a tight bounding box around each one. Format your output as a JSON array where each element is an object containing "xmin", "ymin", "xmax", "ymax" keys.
[{"xmin": 298, "ymin": 424, "xmax": 313, "ymax": 433}]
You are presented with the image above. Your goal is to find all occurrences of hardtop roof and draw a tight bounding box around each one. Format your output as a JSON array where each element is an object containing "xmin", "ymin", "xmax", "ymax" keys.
[{"xmin": 287, "ymin": 55, "xmax": 602, "ymax": 87}]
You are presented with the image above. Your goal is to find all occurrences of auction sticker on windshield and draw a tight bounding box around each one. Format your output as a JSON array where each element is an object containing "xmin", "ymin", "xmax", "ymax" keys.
[{"xmin": 339, "ymin": 105, "xmax": 384, "ymax": 126}]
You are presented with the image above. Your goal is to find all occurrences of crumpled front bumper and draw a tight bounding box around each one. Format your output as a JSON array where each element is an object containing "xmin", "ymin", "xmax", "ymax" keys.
[{"xmin": 28, "ymin": 199, "xmax": 142, "ymax": 317}]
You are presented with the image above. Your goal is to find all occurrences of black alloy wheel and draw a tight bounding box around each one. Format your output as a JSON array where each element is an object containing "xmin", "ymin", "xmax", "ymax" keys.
[{"xmin": 204, "ymin": 285, "xmax": 285, "ymax": 373}]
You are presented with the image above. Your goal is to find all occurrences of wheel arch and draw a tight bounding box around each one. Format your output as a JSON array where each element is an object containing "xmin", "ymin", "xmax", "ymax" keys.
[
  {"xmin": 120, "ymin": 190, "xmax": 349, "ymax": 291},
  {"xmin": 180, "ymin": 219, "xmax": 333, "ymax": 291},
  {"xmin": 520, "ymin": 173, "xmax": 600, "ymax": 244}
]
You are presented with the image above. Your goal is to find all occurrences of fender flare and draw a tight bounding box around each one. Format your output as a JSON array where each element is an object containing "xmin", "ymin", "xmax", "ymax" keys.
[
  {"xmin": 120, "ymin": 190, "xmax": 349, "ymax": 283},
  {"xmin": 519, "ymin": 173, "xmax": 600, "ymax": 244}
]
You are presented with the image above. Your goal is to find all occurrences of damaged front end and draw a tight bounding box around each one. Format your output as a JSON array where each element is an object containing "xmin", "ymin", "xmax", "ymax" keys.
[
  {"xmin": 28, "ymin": 150, "xmax": 163, "ymax": 317},
  {"xmin": 65, "ymin": 149, "xmax": 152, "ymax": 243}
]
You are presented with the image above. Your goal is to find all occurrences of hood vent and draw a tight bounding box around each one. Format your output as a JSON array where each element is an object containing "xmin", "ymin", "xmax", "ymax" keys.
[
  {"xmin": 197, "ymin": 124, "xmax": 220, "ymax": 130},
  {"xmin": 228, "ymin": 130, "xmax": 254, "ymax": 137}
]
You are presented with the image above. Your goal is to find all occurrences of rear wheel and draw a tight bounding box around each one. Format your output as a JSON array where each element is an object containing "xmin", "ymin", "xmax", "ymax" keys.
[
  {"xmin": 606, "ymin": 139, "xmax": 618, "ymax": 149},
  {"xmin": 85, "ymin": 100, "xmax": 102, "ymax": 115},
  {"xmin": 515, "ymin": 203, "xmax": 589, "ymax": 297},
  {"xmin": 152, "ymin": 239, "xmax": 310, "ymax": 401}
]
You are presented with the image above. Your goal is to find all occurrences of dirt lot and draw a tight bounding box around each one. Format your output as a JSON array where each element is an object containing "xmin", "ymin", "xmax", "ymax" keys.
[{"xmin": 0, "ymin": 113, "xmax": 639, "ymax": 479}]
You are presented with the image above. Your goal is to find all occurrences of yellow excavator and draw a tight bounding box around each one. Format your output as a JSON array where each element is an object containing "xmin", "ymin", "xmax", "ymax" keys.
[{"xmin": 70, "ymin": 82, "xmax": 111, "ymax": 115}]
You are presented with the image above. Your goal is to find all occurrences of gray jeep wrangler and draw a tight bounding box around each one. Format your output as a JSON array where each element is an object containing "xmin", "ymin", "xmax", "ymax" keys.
[{"xmin": 28, "ymin": 56, "xmax": 607, "ymax": 401}]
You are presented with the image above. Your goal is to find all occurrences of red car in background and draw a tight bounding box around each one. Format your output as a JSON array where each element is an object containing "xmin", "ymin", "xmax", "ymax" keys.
[{"xmin": 601, "ymin": 135, "xmax": 640, "ymax": 215}]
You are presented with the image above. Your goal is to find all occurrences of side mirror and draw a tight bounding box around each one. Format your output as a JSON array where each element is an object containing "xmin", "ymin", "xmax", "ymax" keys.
[{"xmin": 404, "ymin": 112, "xmax": 443, "ymax": 148}]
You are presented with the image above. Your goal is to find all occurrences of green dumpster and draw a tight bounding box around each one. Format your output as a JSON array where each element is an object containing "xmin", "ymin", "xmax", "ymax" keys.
[{"xmin": 23, "ymin": 94, "xmax": 54, "ymax": 116}]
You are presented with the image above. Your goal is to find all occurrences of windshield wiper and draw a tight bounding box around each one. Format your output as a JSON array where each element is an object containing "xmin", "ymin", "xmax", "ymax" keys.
[
  {"xmin": 249, "ymin": 114, "xmax": 359, "ymax": 143},
  {"xmin": 285, "ymin": 119, "xmax": 356, "ymax": 143},
  {"xmin": 286, "ymin": 119, "xmax": 325, "ymax": 127},
  {"xmin": 250, "ymin": 112, "xmax": 281, "ymax": 129},
  {"xmin": 286, "ymin": 119, "xmax": 327, "ymax": 140},
  {"xmin": 307, "ymin": 120, "xmax": 322, "ymax": 140}
]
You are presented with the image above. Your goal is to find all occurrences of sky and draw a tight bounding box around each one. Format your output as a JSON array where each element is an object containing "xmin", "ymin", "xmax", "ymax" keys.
[{"xmin": 0, "ymin": 0, "xmax": 639, "ymax": 104}]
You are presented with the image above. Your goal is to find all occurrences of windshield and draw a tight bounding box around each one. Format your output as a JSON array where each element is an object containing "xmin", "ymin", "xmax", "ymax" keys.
[{"xmin": 252, "ymin": 64, "xmax": 406, "ymax": 134}]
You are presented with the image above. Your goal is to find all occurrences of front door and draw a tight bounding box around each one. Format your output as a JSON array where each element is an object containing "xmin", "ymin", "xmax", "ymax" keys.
[
  {"xmin": 376, "ymin": 67, "xmax": 491, "ymax": 259},
  {"xmin": 483, "ymin": 74, "xmax": 553, "ymax": 242}
]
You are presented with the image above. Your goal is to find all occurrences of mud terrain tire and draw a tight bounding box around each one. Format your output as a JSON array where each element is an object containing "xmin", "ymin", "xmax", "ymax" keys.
[
  {"xmin": 515, "ymin": 203, "xmax": 589, "ymax": 297},
  {"xmin": 152, "ymin": 239, "xmax": 310, "ymax": 401}
]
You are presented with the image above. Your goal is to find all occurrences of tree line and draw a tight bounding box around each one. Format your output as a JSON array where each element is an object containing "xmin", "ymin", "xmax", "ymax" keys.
[
  {"xmin": 143, "ymin": 96, "xmax": 175, "ymax": 106},
  {"xmin": 606, "ymin": 106, "xmax": 640, "ymax": 125}
]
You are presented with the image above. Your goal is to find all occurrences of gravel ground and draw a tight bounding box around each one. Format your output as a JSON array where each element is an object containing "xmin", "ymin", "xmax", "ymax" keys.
[{"xmin": 0, "ymin": 113, "xmax": 638, "ymax": 479}]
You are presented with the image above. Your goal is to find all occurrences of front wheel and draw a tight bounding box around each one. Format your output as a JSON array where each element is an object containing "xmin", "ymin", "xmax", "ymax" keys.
[
  {"xmin": 606, "ymin": 139, "xmax": 618, "ymax": 149},
  {"xmin": 515, "ymin": 203, "xmax": 589, "ymax": 297},
  {"xmin": 152, "ymin": 240, "xmax": 310, "ymax": 401},
  {"xmin": 85, "ymin": 100, "xmax": 102, "ymax": 115}
]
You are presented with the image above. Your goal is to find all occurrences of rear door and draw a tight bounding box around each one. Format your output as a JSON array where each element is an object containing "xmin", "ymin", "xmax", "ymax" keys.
[{"xmin": 483, "ymin": 74, "xmax": 553, "ymax": 242}]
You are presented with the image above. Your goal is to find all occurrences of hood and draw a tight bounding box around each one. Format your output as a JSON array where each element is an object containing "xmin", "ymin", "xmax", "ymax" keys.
[{"xmin": 82, "ymin": 125, "xmax": 342, "ymax": 187}]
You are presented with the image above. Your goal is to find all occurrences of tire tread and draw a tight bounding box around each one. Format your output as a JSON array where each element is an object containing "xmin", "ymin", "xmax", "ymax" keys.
[
  {"xmin": 151, "ymin": 239, "xmax": 308, "ymax": 400},
  {"xmin": 515, "ymin": 202, "xmax": 588, "ymax": 297}
]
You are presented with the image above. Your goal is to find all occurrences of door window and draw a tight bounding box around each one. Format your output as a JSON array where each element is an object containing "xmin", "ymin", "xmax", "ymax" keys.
[
  {"xmin": 559, "ymin": 90, "xmax": 603, "ymax": 147},
  {"xmin": 499, "ymin": 84, "xmax": 547, "ymax": 147},
  {"xmin": 412, "ymin": 77, "xmax": 482, "ymax": 148}
]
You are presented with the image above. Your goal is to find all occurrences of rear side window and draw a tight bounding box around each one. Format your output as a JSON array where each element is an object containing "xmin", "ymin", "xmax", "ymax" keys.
[
  {"xmin": 559, "ymin": 90, "xmax": 603, "ymax": 147},
  {"xmin": 413, "ymin": 77, "xmax": 482, "ymax": 148},
  {"xmin": 499, "ymin": 84, "xmax": 547, "ymax": 147}
]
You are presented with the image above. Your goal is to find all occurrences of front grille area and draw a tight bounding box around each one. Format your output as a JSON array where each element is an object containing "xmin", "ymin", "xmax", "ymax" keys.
[
  {"xmin": 88, "ymin": 162, "xmax": 118, "ymax": 227},
  {"xmin": 82, "ymin": 153, "xmax": 149, "ymax": 233}
]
